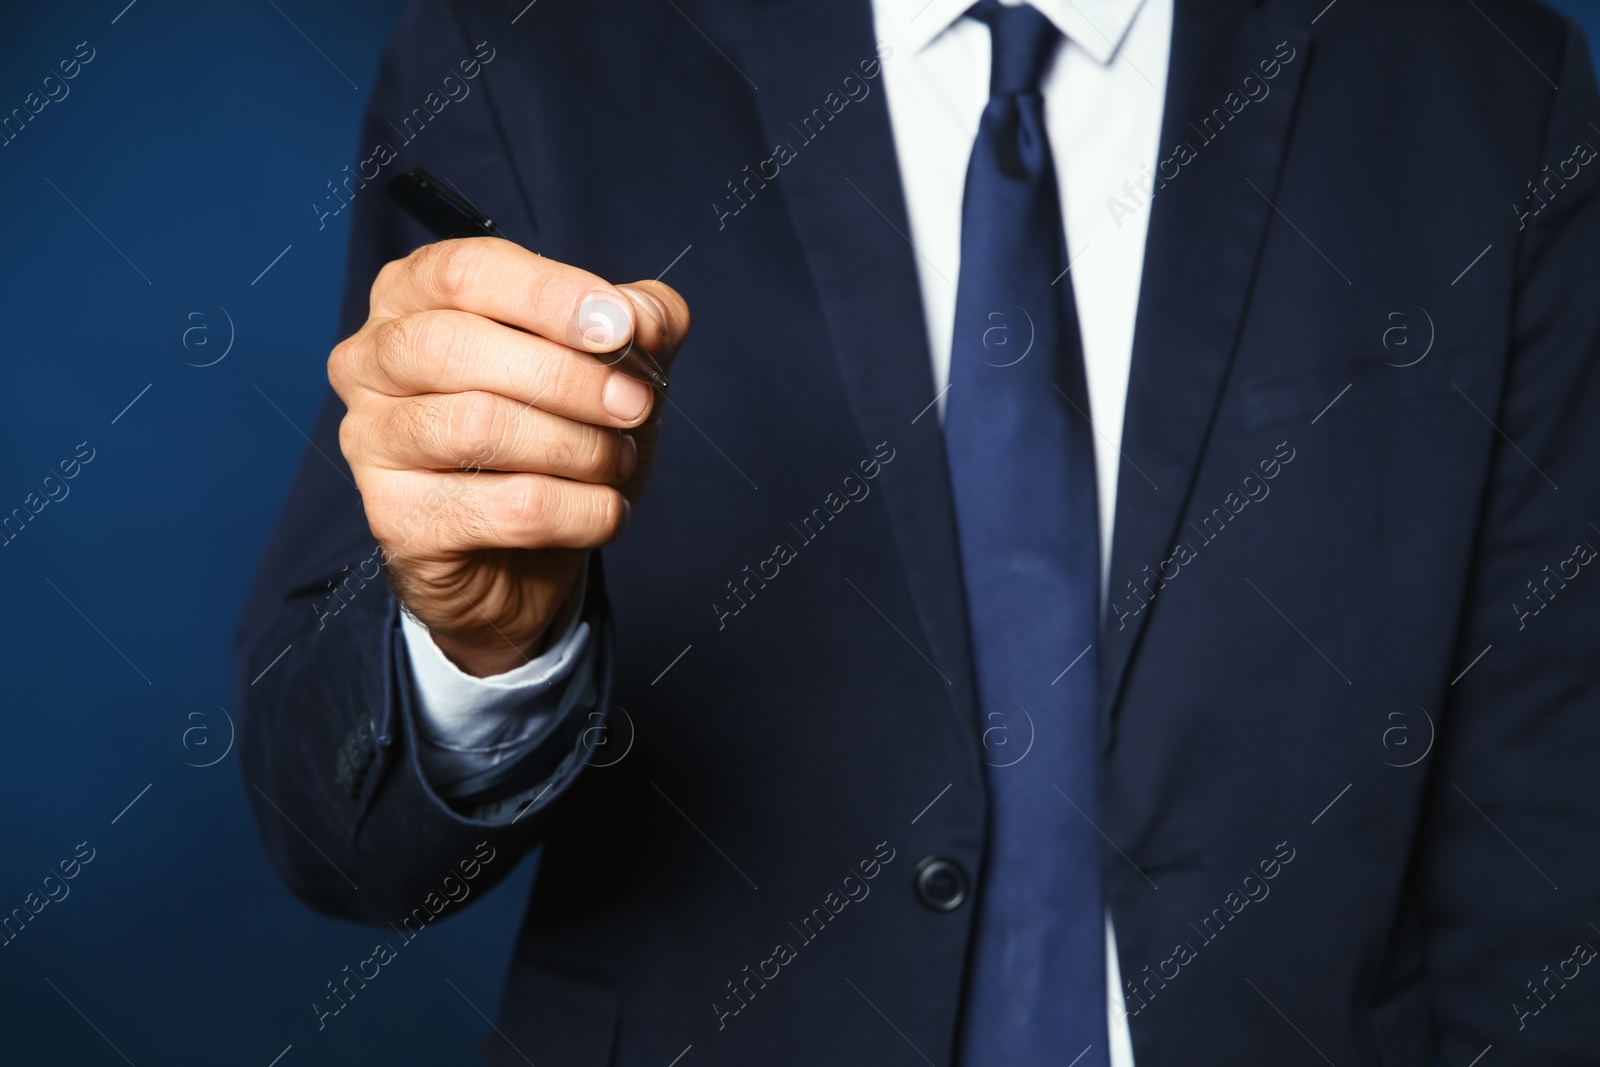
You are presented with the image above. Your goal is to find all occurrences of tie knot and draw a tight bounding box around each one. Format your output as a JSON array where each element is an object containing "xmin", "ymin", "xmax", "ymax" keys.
[{"xmin": 971, "ymin": 0, "xmax": 1061, "ymax": 97}]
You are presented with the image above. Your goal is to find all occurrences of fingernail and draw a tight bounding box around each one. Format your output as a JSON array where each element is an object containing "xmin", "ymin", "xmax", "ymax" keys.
[
  {"xmin": 619, "ymin": 497, "xmax": 634, "ymax": 533},
  {"xmin": 618, "ymin": 433, "xmax": 638, "ymax": 480},
  {"xmin": 603, "ymin": 371, "xmax": 651, "ymax": 421},
  {"xmin": 574, "ymin": 291, "xmax": 634, "ymax": 351}
]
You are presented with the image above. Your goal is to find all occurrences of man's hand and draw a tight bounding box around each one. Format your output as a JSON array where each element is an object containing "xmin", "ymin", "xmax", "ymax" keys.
[{"xmin": 329, "ymin": 238, "xmax": 689, "ymax": 677}]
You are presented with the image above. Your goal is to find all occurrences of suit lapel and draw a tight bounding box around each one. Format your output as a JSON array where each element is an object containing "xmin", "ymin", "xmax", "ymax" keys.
[
  {"xmin": 723, "ymin": 0, "xmax": 983, "ymax": 747},
  {"xmin": 1099, "ymin": 0, "xmax": 1312, "ymax": 729},
  {"xmin": 710, "ymin": 0, "xmax": 1311, "ymax": 747}
]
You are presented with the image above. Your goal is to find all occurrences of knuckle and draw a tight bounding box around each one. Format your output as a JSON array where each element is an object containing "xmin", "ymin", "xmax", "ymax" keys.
[
  {"xmin": 591, "ymin": 488, "xmax": 626, "ymax": 541},
  {"xmin": 542, "ymin": 434, "xmax": 575, "ymax": 472},
  {"xmin": 416, "ymin": 309, "xmax": 478, "ymax": 383},
  {"xmin": 421, "ymin": 239, "xmax": 481, "ymax": 305},
  {"xmin": 358, "ymin": 480, "xmax": 407, "ymax": 545},
  {"xmin": 337, "ymin": 409, "xmax": 366, "ymax": 464},
  {"xmin": 378, "ymin": 311, "xmax": 465, "ymax": 389},
  {"xmin": 532, "ymin": 350, "xmax": 586, "ymax": 410},
  {"xmin": 369, "ymin": 258, "xmax": 404, "ymax": 312},
  {"xmin": 405, "ymin": 310, "xmax": 449, "ymax": 370},
  {"xmin": 524, "ymin": 259, "xmax": 556, "ymax": 325},
  {"xmin": 505, "ymin": 480, "xmax": 549, "ymax": 533},
  {"xmin": 447, "ymin": 392, "xmax": 505, "ymax": 466},
  {"xmin": 404, "ymin": 395, "xmax": 451, "ymax": 464},
  {"xmin": 326, "ymin": 335, "xmax": 358, "ymax": 395},
  {"xmin": 404, "ymin": 483, "xmax": 465, "ymax": 550},
  {"xmin": 372, "ymin": 316, "xmax": 414, "ymax": 383},
  {"xmin": 568, "ymin": 423, "xmax": 610, "ymax": 478},
  {"xmin": 436, "ymin": 490, "xmax": 482, "ymax": 550},
  {"xmin": 364, "ymin": 502, "xmax": 401, "ymax": 546}
]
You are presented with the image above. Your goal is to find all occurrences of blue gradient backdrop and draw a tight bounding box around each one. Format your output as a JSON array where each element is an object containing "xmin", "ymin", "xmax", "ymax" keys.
[{"xmin": 0, "ymin": 1, "xmax": 1595, "ymax": 1063}]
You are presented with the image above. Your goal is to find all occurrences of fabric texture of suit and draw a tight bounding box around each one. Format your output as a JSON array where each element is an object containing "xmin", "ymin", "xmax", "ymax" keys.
[{"xmin": 236, "ymin": 0, "xmax": 1600, "ymax": 1063}]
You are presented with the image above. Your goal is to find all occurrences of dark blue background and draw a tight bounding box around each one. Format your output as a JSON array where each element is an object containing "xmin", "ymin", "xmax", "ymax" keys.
[{"xmin": 1, "ymin": 1, "xmax": 1596, "ymax": 1063}]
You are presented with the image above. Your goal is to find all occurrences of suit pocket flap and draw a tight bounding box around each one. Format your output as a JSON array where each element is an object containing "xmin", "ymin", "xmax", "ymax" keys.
[{"xmin": 1241, "ymin": 351, "xmax": 1466, "ymax": 431}]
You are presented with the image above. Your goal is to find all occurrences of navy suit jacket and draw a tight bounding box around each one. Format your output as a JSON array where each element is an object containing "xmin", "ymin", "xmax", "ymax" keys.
[{"xmin": 238, "ymin": 0, "xmax": 1600, "ymax": 1063}]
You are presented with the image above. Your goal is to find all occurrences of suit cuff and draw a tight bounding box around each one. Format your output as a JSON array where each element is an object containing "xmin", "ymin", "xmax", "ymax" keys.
[{"xmin": 400, "ymin": 570, "xmax": 591, "ymax": 787}]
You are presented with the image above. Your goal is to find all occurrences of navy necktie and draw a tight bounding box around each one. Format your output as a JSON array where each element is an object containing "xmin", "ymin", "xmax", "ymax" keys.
[{"xmin": 943, "ymin": 3, "xmax": 1108, "ymax": 1065}]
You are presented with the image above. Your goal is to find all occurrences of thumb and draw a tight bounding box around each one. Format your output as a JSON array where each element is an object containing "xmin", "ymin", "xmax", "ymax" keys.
[{"xmin": 617, "ymin": 279, "xmax": 691, "ymax": 372}]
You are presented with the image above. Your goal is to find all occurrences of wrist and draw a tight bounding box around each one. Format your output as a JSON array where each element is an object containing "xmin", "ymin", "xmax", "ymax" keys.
[
  {"xmin": 430, "ymin": 630, "xmax": 547, "ymax": 677},
  {"xmin": 422, "ymin": 576, "xmax": 587, "ymax": 678}
]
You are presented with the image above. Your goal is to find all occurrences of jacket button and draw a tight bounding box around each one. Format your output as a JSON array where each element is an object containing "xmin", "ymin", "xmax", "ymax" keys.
[{"xmin": 914, "ymin": 855, "xmax": 969, "ymax": 912}]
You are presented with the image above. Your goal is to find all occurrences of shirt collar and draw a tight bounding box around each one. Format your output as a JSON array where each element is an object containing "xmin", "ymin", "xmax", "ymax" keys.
[{"xmin": 881, "ymin": 0, "xmax": 1149, "ymax": 65}]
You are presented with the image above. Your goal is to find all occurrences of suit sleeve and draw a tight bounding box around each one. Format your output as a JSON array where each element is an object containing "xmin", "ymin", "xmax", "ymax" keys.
[
  {"xmin": 234, "ymin": 0, "xmax": 607, "ymax": 925},
  {"xmin": 1422, "ymin": 19, "xmax": 1600, "ymax": 1064}
]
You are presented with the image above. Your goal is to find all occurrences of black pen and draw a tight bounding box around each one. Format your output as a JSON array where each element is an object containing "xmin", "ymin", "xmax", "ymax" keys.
[{"xmin": 385, "ymin": 167, "xmax": 669, "ymax": 391}]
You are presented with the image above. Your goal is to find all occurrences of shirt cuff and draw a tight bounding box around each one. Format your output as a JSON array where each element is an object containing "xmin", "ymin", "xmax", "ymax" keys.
[{"xmin": 399, "ymin": 572, "xmax": 591, "ymax": 786}]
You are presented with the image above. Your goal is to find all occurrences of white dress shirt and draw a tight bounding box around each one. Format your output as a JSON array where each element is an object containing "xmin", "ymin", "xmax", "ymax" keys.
[
  {"xmin": 402, "ymin": 0, "xmax": 1171, "ymax": 1059},
  {"xmin": 400, "ymin": 568, "xmax": 591, "ymax": 784},
  {"xmin": 874, "ymin": 1, "xmax": 1169, "ymax": 1062}
]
